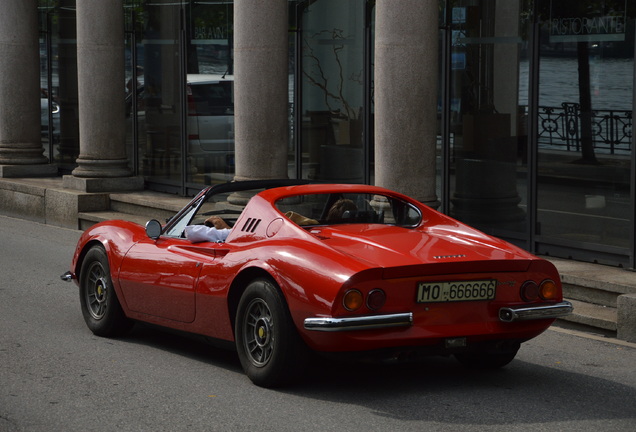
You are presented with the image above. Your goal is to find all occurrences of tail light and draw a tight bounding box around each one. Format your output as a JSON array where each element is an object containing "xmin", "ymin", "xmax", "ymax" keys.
[
  {"xmin": 539, "ymin": 280, "xmax": 558, "ymax": 300},
  {"xmin": 367, "ymin": 289, "xmax": 386, "ymax": 310},
  {"xmin": 521, "ymin": 279, "xmax": 559, "ymax": 302},
  {"xmin": 520, "ymin": 281, "xmax": 540, "ymax": 302},
  {"xmin": 342, "ymin": 289, "xmax": 387, "ymax": 312},
  {"xmin": 343, "ymin": 290, "xmax": 363, "ymax": 311}
]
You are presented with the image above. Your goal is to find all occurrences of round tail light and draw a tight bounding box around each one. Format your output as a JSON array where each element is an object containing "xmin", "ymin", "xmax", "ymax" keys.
[
  {"xmin": 343, "ymin": 290, "xmax": 363, "ymax": 311},
  {"xmin": 366, "ymin": 289, "xmax": 386, "ymax": 310},
  {"xmin": 539, "ymin": 280, "xmax": 558, "ymax": 300},
  {"xmin": 520, "ymin": 281, "xmax": 540, "ymax": 302}
]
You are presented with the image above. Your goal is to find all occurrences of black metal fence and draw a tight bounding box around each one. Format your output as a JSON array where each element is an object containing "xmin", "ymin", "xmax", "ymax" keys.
[{"xmin": 530, "ymin": 103, "xmax": 632, "ymax": 155}]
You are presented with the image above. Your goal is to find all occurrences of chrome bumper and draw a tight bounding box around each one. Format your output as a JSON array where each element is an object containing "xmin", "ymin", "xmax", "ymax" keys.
[
  {"xmin": 499, "ymin": 301, "xmax": 573, "ymax": 322},
  {"xmin": 304, "ymin": 312, "xmax": 413, "ymax": 332}
]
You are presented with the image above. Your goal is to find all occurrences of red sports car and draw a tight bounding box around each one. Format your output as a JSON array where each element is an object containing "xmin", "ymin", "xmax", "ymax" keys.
[{"xmin": 62, "ymin": 180, "xmax": 572, "ymax": 387}]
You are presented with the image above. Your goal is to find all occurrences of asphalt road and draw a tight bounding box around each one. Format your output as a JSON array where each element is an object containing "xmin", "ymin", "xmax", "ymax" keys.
[{"xmin": 1, "ymin": 215, "xmax": 635, "ymax": 432}]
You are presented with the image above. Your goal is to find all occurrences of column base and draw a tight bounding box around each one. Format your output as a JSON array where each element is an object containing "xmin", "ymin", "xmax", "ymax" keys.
[
  {"xmin": 63, "ymin": 175, "xmax": 144, "ymax": 193},
  {"xmin": 0, "ymin": 164, "xmax": 58, "ymax": 178}
]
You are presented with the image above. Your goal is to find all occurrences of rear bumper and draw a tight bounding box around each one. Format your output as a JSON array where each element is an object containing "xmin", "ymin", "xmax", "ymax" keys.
[
  {"xmin": 498, "ymin": 301, "xmax": 573, "ymax": 322},
  {"xmin": 303, "ymin": 301, "xmax": 573, "ymax": 333},
  {"xmin": 304, "ymin": 312, "xmax": 413, "ymax": 332}
]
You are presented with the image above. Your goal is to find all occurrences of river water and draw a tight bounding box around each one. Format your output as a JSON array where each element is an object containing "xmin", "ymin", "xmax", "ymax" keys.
[{"xmin": 519, "ymin": 56, "xmax": 634, "ymax": 111}]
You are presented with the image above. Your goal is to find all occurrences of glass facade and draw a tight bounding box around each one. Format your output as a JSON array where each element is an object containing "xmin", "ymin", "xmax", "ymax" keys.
[
  {"xmin": 534, "ymin": 0, "xmax": 634, "ymax": 266},
  {"xmin": 37, "ymin": 0, "xmax": 635, "ymax": 267},
  {"xmin": 297, "ymin": 0, "xmax": 368, "ymax": 183},
  {"xmin": 443, "ymin": 0, "xmax": 530, "ymax": 246},
  {"xmin": 39, "ymin": 0, "xmax": 79, "ymax": 174}
]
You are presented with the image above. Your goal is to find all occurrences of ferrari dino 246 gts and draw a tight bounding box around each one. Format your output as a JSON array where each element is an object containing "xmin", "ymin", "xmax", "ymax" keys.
[{"xmin": 62, "ymin": 180, "xmax": 572, "ymax": 387}]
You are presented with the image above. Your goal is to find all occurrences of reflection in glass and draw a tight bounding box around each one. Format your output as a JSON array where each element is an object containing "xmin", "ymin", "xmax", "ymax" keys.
[
  {"xmin": 448, "ymin": 0, "xmax": 529, "ymax": 243},
  {"xmin": 186, "ymin": 2, "xmax": 234, "ymax": 186},
  {"xmin": 299, "ymin": 0, "xmax": 365, "ymax": 183},
  {"xmin": 535, "ymin": 0, "xmax": 633, "ymax": 262}
]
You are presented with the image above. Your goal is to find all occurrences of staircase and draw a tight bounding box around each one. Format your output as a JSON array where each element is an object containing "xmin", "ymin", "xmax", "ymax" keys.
[
  {"xmin": 78, "ymin": 190, "xmax": 193, "ymax": 230},
  {"xmin": 549, "ymin": 257, "xmax": 635, "ymax": 340}
]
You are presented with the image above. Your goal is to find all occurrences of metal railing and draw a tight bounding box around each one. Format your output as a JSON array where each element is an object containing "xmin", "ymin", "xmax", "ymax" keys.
[{"xmin": 530, "ymin": 103, "xmax": 632, "ymax": 155}]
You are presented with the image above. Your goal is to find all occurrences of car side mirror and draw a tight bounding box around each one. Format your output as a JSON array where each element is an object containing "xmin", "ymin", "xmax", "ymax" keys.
[{"xmin": 145, "ymin": 219, "xmax": 162, "ymax": 240}]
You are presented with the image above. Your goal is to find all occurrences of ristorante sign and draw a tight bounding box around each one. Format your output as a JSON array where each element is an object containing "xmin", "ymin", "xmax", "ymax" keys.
[{"xmin": 550, "ymin": 0, "xmax": 627, "ymax": 42}]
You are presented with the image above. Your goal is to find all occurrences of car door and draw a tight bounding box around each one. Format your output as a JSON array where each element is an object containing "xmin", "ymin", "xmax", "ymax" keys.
[{"xmin": 117, "ymin": 236, "xmax": 214, "ymax": 323}]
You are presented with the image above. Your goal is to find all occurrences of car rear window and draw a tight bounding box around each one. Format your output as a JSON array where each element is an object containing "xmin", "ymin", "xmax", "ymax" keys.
[{"xmin": 189, "ymin": 81, "xmax": 233, "ymax": 116}]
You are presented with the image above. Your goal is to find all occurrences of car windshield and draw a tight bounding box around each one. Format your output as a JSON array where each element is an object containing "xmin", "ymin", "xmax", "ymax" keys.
[
  {"xmin": 163, "ymin": 187, "xmax": 262, "ymax": 238},
  {"xmin": 275, "ymin": 193, "xmax": 422, "ymax": 228}
]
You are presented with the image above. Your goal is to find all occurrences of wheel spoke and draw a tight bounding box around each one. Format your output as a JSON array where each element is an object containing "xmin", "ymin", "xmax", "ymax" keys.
[{"xmin": 243, "ymin": 298, "xmax": 275, "ymax": 366}]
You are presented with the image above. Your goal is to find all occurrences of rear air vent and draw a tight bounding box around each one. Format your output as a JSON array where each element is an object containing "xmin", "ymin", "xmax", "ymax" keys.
[{"xmin": 241, "ymin": 218, "xmax": 262, "ymax": 233}]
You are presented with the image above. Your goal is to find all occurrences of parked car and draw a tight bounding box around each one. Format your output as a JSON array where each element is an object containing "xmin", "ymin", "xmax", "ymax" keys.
[
  {"xmin": 186, "ymin": 73, "xmax": 234, "ymax": 159},
  {"xmin": 62, "ymin": 180, "xmax": 572, "ymax": 387},
  {"xmin": 125, "ymin": 74, "xmax": 234, "ymax": 173}
]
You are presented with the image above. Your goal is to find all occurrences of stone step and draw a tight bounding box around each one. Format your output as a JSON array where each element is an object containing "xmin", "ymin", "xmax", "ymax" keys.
[
  {"xmin": 109, "ymin": 191, "xmax": 192, "ymax": 222},
  {"xmin": 559, "ymin": 298, "xmax": 617, "ymax": 332},
  {"xmin": 78, "ymin": 210, "xmax": 150, "ymax": 231}
]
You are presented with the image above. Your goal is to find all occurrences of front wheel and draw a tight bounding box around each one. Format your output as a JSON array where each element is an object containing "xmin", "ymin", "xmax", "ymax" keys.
[
  {"xmin": 235, "ymin": 278, "xmax": 308, "ymax": 387},
  {"xmin": 79, "ymin": 246, "xmax": 133, "ymax": 337}
]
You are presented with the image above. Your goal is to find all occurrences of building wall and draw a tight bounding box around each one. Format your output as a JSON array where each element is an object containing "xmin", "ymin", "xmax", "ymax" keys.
[{"xmin": 5, "ymin": 0, "xmax": 634, "ymax": 267}]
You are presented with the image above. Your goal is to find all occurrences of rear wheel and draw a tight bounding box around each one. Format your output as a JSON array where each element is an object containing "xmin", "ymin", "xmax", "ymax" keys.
[
  {"xmin": 79, "ymin": 246, "xmax": 133, "ymax": 337},
  {"xmin": 235, "ymin": 278, "xmax": 308, "ymax": 387}
]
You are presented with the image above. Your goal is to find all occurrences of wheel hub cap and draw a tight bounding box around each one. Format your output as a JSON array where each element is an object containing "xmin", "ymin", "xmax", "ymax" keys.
[{"xmin": 255, "ymin": 318, "xmax": 270, "ymax": 347}]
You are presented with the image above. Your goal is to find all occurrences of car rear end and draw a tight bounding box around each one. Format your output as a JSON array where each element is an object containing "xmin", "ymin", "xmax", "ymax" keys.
[{"xmin": 302, "ymin": 250, "xmax": 571, "ymax": 360}]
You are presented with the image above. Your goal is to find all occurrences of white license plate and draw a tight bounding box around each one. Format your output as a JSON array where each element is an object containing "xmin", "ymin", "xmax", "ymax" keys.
[{"xmin": 416, "ymin": 280, "xmax": 496, "ymax": 303}]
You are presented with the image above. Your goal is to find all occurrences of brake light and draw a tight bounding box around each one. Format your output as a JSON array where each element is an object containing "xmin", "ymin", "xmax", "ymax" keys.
[
  {"xmin": 367, "ymin": 289, "xmax": 386, "ymax": 310},
  {"xmin": 520, "ymin": 281, "xmax": 540, "ymax": 302},
  {"xmin": 187, "ymin": 84, "xmax": 198, "ymax": 116}
]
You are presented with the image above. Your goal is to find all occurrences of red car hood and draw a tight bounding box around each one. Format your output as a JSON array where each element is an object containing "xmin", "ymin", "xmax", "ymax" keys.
[{"xmin": 310, "ymin": 223, "xmax": 534, "ymax": 273}]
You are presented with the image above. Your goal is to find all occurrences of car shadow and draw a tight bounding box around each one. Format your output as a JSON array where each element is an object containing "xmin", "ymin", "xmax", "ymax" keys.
[
  {"xmin": 286, "ymin": 355, "xmax": 636, "ymax": 426},
  {"xmin": 115, "ymin": 323, "xmax": 243, "ymax": 374},
  {"xmin": 107, "ymin": 325, "xmax": 636, "ymax": 427}
]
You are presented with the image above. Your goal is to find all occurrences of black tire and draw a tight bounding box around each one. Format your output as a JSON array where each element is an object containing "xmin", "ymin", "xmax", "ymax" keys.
[
  {"xmin": 79, "ymin": 246, "xmax": 133, "ymax": 337},
  {"xmin": 235, "ymin": 278, "xmax": 308, "ymax": 387},
  {"xmin": 454, "ymin": 349, "xmax": 518, "ymax": 369}
]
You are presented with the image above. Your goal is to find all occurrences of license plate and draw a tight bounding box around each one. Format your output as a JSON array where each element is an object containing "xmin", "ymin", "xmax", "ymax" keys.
[{"xmin": 416, "ymin": 280, "xmax": 496, "ymax": 303}]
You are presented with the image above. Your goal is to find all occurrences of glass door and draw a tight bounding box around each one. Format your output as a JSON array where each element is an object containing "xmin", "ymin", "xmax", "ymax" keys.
[
  {"xmin": 298, "ymin": 0, "xmax": 366, "ymax": 183},
  {"xmin": 184, "ymin": 1, "xmax": 234, "ymax": 187},
  {"xmin": 534, "ymin": 0, "xmax": 634, "ymax": 266},
  {"xmin": 447, "ymin": 0, "xmax": 532, "ymax": 247},
  {"xmin": 139, "ymin": 0, "xmax": 185, "ymax": 192}
]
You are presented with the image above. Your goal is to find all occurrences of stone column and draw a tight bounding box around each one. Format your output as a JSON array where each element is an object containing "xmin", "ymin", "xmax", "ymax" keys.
[
  {"xmin": 64, "ymin": 0, "xmax": 142, "ymax": 192},
  {"xmin": 0, "ymin": 0, "xmax": 57, "ymax": 177},
  {"xmin": 233, "ymin": 0, "xmax": 289, "ymax": 181},
  {"xmin": 374, "ymin": 0, "xmax": 438, "ymax": 206}
]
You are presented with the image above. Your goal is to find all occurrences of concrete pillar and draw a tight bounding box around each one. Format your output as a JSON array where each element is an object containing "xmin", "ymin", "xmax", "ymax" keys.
[
  {"xmin": 233, "ymin": 0, "xmax": 289, "ymax": 181},
  {"xmin": 64, "ymin": 0, "xmax": 142, "ymax": 192},
  {"xmin": 374, "ymin": 0, "xmax": 438, "ymax": 206},
  {"xmin": 0, "ymin": 0, "xmax": 57, "ymax": 177}
]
